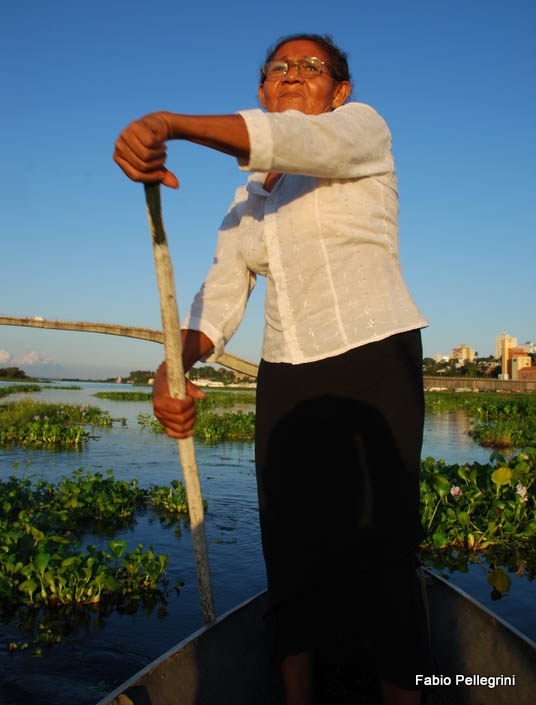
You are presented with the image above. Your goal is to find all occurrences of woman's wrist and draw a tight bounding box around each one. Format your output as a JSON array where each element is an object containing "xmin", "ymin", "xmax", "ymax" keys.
[{"xmin": 157, "ymin": 113, "xmax": 250, "ymax": 160}]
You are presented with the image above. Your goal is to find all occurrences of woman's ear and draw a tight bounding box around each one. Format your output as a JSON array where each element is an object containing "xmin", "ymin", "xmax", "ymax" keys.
[
  {"xmin": 332, "ymin": 81, "xmax": 351, "ymax": 109},
  {"xmin": 258, "ymin": 83, "xmax": 267, "ymax": 109}
]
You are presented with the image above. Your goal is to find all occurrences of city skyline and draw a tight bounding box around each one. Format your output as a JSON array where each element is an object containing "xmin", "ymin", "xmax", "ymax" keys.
[{"xmin": 1, "ymin": 1, "xmax": 534, "ymax": 378}]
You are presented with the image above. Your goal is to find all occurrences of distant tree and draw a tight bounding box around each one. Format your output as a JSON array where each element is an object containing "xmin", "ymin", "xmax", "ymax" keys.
[
  {"xmin": 128, "ymin": 370, "xmax": 155, "ymax": 385},
  {"xmin": 422, "ymin": 357, "xmax": 440, "ymax": 375},
  {"xmin": 187, "ymin": 365, "xmax": 255, "ymax": 385},
  {"xmin": 188, "ymin": 365, "xmax": 236, "ymax": 384},
  {"xmin": 0, "ymin": 366, "xmax": 28, "ymax": 379},
  {"xmin": 459, "ymin": 360, "xmax": 480, "ymax": 377}
]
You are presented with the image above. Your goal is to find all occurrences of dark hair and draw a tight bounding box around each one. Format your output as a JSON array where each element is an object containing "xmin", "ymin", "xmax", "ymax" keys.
[{"xmin": 260, "ymin": 33, "xmax": 351, "ymax": 85}]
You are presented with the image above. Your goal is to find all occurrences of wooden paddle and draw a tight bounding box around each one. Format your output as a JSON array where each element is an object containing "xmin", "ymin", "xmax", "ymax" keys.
[{"xmin": 144, "ymin": 182, "xmax": 215, "ymax": 624}]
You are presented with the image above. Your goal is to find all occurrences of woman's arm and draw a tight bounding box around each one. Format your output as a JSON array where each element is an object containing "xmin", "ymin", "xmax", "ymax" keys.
[
  {"xmin": 238, "ymin": 102, "xmax": 394, "ymax": 180},
  {"xmin": 113, "ymin": 113, "xmax": 250, "ymax": 187},
  {"xmin": 153, "ymin": 328, "xmax": 214, "ymax": 438}
]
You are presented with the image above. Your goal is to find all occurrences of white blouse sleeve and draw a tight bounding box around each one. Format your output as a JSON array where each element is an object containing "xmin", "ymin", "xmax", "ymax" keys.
[
  {"xmin": 237, "ymin": 102, "xmax": 393, "ymax": 179},
  {"xmin": 181, "ymin": 192, "xmax": 256, "ymax": 361}
]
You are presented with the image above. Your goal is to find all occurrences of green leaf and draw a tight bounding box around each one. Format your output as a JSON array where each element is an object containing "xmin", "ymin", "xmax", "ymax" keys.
[
  {"xmin": 432, "ymin": 531, "xmax": 447, "ymax": 547},
  {"xmin": 105, "ymin": 575, "xmax": 119, "ymax": 591},
  {"xmin": 108, "ymin": 540, "xmax": 126, "ymax": 559},
  {"xmin": 61, "ymin": 556, "xmax": 80, "ymax": 568},
  {"xmin": 457, "ymin": 511, "xmax": 470, "ymax": 527},
  {"xmin": 491, "ymin": 467, "xmax": 512, "ymax": 488},
  {"xmin": 34, "ymin": 552, "xmax": 51, "ymax": 574},
  {"xmin": 19, "ymin": 578, "xmax": 38, "ymax": 596},
  {"xmin": 432, "ymin": 474, "xmax": 451, "ymax": 498}
]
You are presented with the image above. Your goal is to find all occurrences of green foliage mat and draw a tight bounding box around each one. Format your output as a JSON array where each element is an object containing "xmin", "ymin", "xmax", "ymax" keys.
[
  {"xmin": 420, "ymin": 448, "xmax": 536, "ymax": 553},
  {"xmin": 94, "ymin": 391, "xmax": 153, "ymax": 401},
  {"xmin": 138, "ymin": 409, "xmax": 256, "ymax": 441},
  {"xmin": 0, "ymin": 384, "xmax": 42, "ymax": 399},
  {"xmin": 0, "ymin": 400, "xmax": 123, "ymax": 449},
  {"xmin": 0, "ymin": 467, "xmax": 192, "ymax": 654},
  {"xmin": 95, "ymin": 389, "xmax": 256, "ymax": 407},
  {"xmin": 425, "ymin": 391, "xmax": 536, "ymax": 448}
]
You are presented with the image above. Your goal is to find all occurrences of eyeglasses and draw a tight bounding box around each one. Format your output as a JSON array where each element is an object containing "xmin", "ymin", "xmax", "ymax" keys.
[{"xmin": 262, "ymin": 56, "xmax": 330, "ymax": 81}]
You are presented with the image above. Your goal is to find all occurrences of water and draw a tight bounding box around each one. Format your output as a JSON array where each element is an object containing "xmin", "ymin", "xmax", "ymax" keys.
[{"xmin": 0, "ymin": 382, "xmax": 534, "ymax": 704}]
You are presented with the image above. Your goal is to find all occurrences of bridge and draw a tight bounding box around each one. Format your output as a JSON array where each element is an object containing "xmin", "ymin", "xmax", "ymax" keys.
[{"xmin": 3, "ymin": 315, "xmax": 535, "ymax": 392}]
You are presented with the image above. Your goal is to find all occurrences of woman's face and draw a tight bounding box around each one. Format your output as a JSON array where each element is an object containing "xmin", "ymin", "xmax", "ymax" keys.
[{"xmin": 258, "ymin": 39, "xmax": 350, "ymax": 115}]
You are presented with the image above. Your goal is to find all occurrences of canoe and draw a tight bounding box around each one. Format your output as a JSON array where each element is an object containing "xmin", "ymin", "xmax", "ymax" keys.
[{"xmin": 96, "ymin": 569, "xmax": 536, "ymax": 705}]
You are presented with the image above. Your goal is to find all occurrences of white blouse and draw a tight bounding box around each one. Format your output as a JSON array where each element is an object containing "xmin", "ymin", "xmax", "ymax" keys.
[{"xmin": 182, "ymin": 102, "xmax": 428, "ymax": 365}]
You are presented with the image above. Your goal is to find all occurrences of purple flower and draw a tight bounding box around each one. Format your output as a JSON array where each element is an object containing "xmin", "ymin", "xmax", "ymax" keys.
[
  {"xmin": 450, "ymin": 485, "xmax": 463, "ymax": 501},
  {"xmin": 516, "ymin": 484, "xmax": 528, "ymax": 502}
]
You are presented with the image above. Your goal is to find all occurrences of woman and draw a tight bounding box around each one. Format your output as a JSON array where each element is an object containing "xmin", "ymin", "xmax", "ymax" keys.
[{"xmin": 114, "ymin": 33, "xmax": 429, "ymax": 705}]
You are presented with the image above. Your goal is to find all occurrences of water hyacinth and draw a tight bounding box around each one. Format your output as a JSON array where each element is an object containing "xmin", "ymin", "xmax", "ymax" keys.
[
  {"xmin": 0, "ymin": 467, "xmax": 189, "ymax": 653},
  {"xmin": 0, "ymin": 400, "xmax": 119, "ymax": 449},
  {"xmin": 425, "ymin": 390, "xmax": 536, "ymax": 449},
  {"xmin": 516, "ymin": 484, "xmax": 528, "ymax": 502},
  {"xmin": 420, "ymin": 449, "xmax": 536, "ymax": 553},
  {"xmin": 450, "ymin": 485, "xmax": 463, "ymax": 501}
]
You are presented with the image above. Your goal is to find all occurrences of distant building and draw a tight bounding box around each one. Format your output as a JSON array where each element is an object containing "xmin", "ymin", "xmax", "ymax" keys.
[
  {"xmin": 509, "ymin": 350, "xmax": 532, "ymax": 380},
  {"xmin": 496, "ymin": 332, "xmax": 518, "ymax": 379},
  {"xmin": 452, "ymin": 343, "xmax": 475, "ymax": 363},
  {"xmin": 495, "ymin": 332, "xmax": 517, "ymax": 359},
  {"xmin": 519, "ymin": 367, "xmax": 536, "ymax": 381},
  {"xmin": 195, "ymin": 378, "xmax": 225, "ymax": 387},
  {"xmin": 433, "ymin": 353, "xmax": 450, "ymax": 363},
  {"xmin": 519, "ymin": 341, "xmax": 536, "ymax": 354}
]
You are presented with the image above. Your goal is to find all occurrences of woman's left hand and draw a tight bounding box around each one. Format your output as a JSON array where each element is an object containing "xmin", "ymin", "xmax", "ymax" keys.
[
  {"xmin": 153, "ymin": 362, "xmax": 206, "ymax": 438},
  {"xmin": 113, "ymin": 112, "xmax": 179, "ymax": 188}
]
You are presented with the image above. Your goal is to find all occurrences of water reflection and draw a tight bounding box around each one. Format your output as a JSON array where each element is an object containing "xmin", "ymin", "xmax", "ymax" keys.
[
  {"xmin": 420, "ymin": 543, "xmax": 536, "ymax": 644},
  {"xmin": 422, "ymin": 410, "xmax": 509, "ymax": 465}
]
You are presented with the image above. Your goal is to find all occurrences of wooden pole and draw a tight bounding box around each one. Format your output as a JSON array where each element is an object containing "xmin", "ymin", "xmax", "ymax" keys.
[{"xmin": 144, "ymin": 182, "xmax": 215, "ymax": 624}]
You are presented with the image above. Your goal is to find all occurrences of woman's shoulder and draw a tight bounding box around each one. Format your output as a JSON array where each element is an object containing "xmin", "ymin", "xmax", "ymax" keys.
[{"xmin": 335, "ymin": 101, "xmax": 390, "ymax": 128}]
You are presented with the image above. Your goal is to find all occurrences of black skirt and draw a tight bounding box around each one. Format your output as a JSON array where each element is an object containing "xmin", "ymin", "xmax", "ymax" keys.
[{"xmin": 254, "ymin": 330, "xmax": 428, "ymax": 685}]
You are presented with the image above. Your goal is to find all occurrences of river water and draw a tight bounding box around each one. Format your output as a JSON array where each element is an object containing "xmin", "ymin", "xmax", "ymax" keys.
[{"xmin": 0, "ymin": 382, "xmax": 534, "ymax": 705}]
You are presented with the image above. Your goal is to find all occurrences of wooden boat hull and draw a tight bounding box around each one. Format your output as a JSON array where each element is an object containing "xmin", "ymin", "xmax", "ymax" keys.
[
  {"xmin": 97, "ymin": 570, "xmax": 536, "ymax": 705},
  {"xmin": 97, "ymin": 591, "xmax": 272, "ymax": 705}
]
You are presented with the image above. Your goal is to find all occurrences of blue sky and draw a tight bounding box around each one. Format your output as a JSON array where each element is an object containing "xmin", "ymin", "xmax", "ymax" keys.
[{"xmin": 1, "ymin": 0, "xmax": 534, "ymax": 378}]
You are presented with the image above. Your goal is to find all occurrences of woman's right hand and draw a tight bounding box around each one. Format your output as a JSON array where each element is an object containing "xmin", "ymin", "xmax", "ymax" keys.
[
  {"xmin": 153, "ymin": 362, "xmax": 205, "ymax": 438},
  {"xmin": 113, "ymin": 112, "xmax": 179, "ymax": 188}
]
